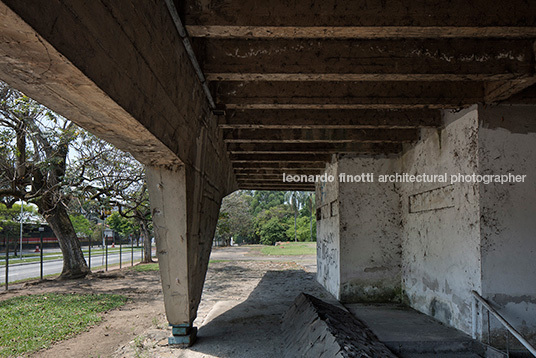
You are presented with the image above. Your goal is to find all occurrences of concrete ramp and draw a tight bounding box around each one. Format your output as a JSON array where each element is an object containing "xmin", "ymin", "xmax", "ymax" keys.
[{"xmin": 282, "ymin": 293, "xmax": 398, "ymax": 358}]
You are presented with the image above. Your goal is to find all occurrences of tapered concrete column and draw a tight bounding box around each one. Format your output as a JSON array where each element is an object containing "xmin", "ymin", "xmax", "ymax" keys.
[
  {"xmin": 146, "ymin": 165, "xmax": 190, "ymax": 325},
  {"xmin": 147, "ymin": 164, "xmax": 226, "ymax": 345}
]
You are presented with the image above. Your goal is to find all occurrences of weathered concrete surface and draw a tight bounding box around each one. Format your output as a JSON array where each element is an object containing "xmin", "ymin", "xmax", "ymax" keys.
[
  {"xmin": 478, "ymin": 105, "xmax": 536, "ymax": 348},
  {"xmin": 183, "ymin": 0, "xmax": 536, "ymax": 27},
  {"xmin": 346, "ymin": 304, "xmax": 489, "ymax": 357},
  {"xmin": 0, "ymin": 2, "xmax": 178, "ymax": 166},
  {"xmin": 316, "ymin": 155, "xmax": 402, "ymax": 303},
  {"xmin": 316, "ymin": 105, "xmax": 536, "ymax": 346},
  {"xmin": 147, "ymin": 164, "xmax": 226, "ymax": 326},
  {"xmin": 0, "ymin": 0, "xmax": 236, "ymax": 332},
  {"xmin": 338, "ymin": 155, "xmax": 402, "ymax": 302},
  {"xmin": 316, "ymin": 159, "xmax": 340, "ymax": 298},
  {"xmin": 282, "ymin": 293, "xmax": 397, "ymax": 358},
  {"xmin": 400, "ymin": 107, "xmax": 482, "ymax": 334},
  {"xmin": 0, "ymin": 0, "xmax": 235, "ymax": 184}
]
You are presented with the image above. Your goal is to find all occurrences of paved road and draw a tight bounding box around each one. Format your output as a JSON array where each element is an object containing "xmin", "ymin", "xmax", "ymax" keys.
[{"xmin": 1, "ymin": 250, "xmax": 143, "ymax": 283}]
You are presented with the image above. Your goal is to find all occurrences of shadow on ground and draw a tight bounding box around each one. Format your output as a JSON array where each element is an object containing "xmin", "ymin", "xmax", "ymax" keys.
[{"xmin": 187, "ymin": 269, "xmax": 335, "ymax": 358}]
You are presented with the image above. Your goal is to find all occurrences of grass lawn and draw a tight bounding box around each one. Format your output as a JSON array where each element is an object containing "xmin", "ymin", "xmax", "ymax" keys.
[
  {"xmin": 258, "ymin": 242, "xmax": 316, "ymax": 256},
  {"xmin": 0, "ymin": 293, "xmax": 127, "ymax": 357},
  {"xmin": 132, "ymin": 262, "xmax": 159, "ymax": 272}
]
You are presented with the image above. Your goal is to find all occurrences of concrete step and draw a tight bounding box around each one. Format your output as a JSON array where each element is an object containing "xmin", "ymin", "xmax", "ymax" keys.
[{"xmin": 344, "ymin": 303, "xmax": 497, "ymax": 357}]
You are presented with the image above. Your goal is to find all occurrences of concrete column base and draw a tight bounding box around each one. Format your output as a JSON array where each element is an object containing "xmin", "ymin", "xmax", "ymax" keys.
[{"xmin": 168, "ymin": 324, "xmax": 197, "ymax": 347}]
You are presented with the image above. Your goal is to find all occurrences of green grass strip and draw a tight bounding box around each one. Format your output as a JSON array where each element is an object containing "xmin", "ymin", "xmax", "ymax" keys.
[
  {"xmin": 0, "ymin": 293, "xmax": 127, "ymax": 357},
  {"xmin": 258, "ymin": 242, "xmax": 316, "ymax": 256}
]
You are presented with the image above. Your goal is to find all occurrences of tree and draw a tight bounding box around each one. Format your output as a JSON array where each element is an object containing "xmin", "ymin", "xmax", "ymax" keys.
[
  {"xmin": 69, "ymin": 213, "xmax": 95, "ymax": 239},
  {"xmin": 304, "ymin": 193, "xmax": 316, "ymax": 241},
  {"xmin": 0, "ymin": 83, "xmax": 89, "ymax": 278},
  {"xmin": 215, "ymin": 191, "xmax": 254, "ymax": 245},
  {"xmin": 250, "ymin": 191, "xmax": 286, "ymax": 215},
  {"xmin": 69, "ymin": 132, "xmax": 153, "ymax": 262},
  {"xmin": 254, "ymin": 204, "xmax": 292, "ymax": 245},
  {"xmin": 106, "ymin": 212, "xmax": 135, "ymax": 240},
  {"xmin": 285, "ymin": 191, "xmax": 310, "ymax": 242}
]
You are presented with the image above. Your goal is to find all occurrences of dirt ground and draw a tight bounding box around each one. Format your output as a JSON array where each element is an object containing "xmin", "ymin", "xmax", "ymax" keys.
[{"xmin": 0, "ymin": 246, "xmax": 330, "ymax": 357}]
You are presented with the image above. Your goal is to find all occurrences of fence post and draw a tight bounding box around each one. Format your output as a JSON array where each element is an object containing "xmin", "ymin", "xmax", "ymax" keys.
[
  {"xmin": 88, "ymin": 235, "xmax": 91, "ymax": 270},
  {"xmin": 105, "ymin": 237, "xmax": 108, "ymax": 271},
  {"xmin": 4, "ymin": 234, "xmax": 8, "ymax": 290},
  {"xmin": 119, "ymin": 239, "xmax": 122, "ymax": 269},
  {"xmin": 39, "ymin": 227, "xmax": 44, "ymax": 280},
  {"xmin": 131, "ymin": 238, "xmax": 134, "ymax": 266}
]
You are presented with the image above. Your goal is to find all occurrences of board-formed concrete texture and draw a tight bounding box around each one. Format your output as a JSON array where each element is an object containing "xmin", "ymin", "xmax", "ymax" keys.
[{"xmin": 1, "ymin": 0, "xmax": 536, "ymax": 350}]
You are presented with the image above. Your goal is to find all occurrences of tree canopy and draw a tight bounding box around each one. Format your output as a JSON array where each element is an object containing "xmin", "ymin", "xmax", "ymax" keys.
[{"xmin": 215, "ymin": 190, "xmax": 316, "ymax": 246}]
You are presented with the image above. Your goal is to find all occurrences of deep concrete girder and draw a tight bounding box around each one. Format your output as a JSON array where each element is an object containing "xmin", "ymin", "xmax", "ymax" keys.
[
  {"xmin": 224, "ymin": 128, "xmax": 420, "ymax": 143},
  {"xmin": 183, "ymin": 0, "xmax": 536, "ymax": 27},
  {"xmin": 198, "ymin": 38, "xmax": 535, "ymax": 82},
  {"xmin": 0, "ymin": 0, "xmax": 235, "ymax": 342},
  {"xmin": 220, "ymin": 109, "xmax": 441, "ymax": 129},
  {"xmin": 214, "ymin": 81, "xmax": 485, "ymax": 109},
  {"xmin": 227, "ymin": 142, "xmax": 403, "ymax": 154}
]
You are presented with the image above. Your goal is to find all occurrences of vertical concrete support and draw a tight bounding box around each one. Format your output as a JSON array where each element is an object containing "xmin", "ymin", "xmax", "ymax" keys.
[
  {"xmin": 316, "ymin": 155, "xmax": 402, "ymax": 303},
  {"xmin": 316, "ymin": 160, "xmax": 340, "ymax": 298},
  {"xmin": 147, "ymin": 164, "xmax": 226, "ymax": 345},
  {"xmin": 146, "ymin": 166, "xmax": 190, "ymax": 325}
]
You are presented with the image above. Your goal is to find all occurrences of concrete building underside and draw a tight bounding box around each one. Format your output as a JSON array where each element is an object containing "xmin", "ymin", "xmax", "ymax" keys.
[{"xmin": 1, "ymin": 0, "xmax": 535, "ymax": 350}]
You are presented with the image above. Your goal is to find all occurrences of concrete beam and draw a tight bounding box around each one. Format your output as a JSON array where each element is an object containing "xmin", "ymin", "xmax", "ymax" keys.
[
  {"xmin": 187, "ymin": 26, "xmax": 536, "ymax": 39},
  {"xmin": 224, "ymin": 128, "xmax": 420, "ymax": 143},
  {"xmin": 0, "ymin": 1, "xmax": 236, "ymax": 345},
  {"xmin": 227, "ymin": 142, "xmax": 403, "ymax": 154},
  {"xmin": 220, "ymin": 109, "xmax": 441, "ymax": 129},
  {"xmin": 236, "ymin": 174, "xmax": 284, "ymax": 180},
  {"xmin": 0, "ymin": 0, "xmax": 235, "ymax": 174},
  {"xmin": 214, "ymin": 81, "xmax": 484, "ymax": 109},
  {"xmin": 239, "ymin": 184, "xmax": 315, "ymax": 191},
  {"xmin": 234, "ymin": 168, "xmax": 322, "ymax": 175},
  {"xmin": 183, "ymin": 0, "xmax": 536, "ymax": 27},
  {"xmin": 485, "ymin": 78, "xmax": 536, "ymax": 103},
  {"xmin": 0, "ymin": 2, "xmax": 178, "ymax": 166},
  {"xmin": 230, "ymin": 153, "xmax": 331, "ymax": 162},
  {"xmin": 232, "ymin": 162, "xmax": 327, "ymax": 170},
  {"xmin": 199, "ymin": 39, "xmax": 534, "ymax": 81}
]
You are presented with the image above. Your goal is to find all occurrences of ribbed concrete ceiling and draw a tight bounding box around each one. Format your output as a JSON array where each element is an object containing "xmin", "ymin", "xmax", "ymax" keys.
[{"xmin": 181, "ymin": 0, "xmax": 536, "ymax": 190}]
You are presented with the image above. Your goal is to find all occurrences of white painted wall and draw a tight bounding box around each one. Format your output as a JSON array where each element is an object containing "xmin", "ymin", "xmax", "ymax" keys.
[
  {"xmin": 338, "ymin": 155, "xmax": 402, "ymax": 302},
  {"xmin": 316, "ymin": 159, "xmax": 341, "ymax": 298},
  {"xmin": 400, "ymin": 106, "xmax": 482, "ymax": 333},
  {"xmin": 315, "ymin": 105, "xmax": 536, "ymax": 343},
  {"xmin": 479, "ymin": 105, "xmax": 536, "ymax": 345}
]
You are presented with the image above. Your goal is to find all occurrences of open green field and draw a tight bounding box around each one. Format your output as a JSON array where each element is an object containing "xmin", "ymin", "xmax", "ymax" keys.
[
  {"xmin": 256, "ymin": 242, "xmax": 316, "ymax": 256},
  {"xmin": 0, "ymin": 293, "xmax": 127, "ymax": 357}
]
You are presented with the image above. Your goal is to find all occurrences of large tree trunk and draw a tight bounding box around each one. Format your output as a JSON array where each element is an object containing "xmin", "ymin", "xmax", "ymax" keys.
[
  {"xmin": 140, "ymin": 219, "xmax": 153, "ymax": 263},
  {"xmin": 41, "ymin": 201, "xmax": 90, "ymax": 279}
]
